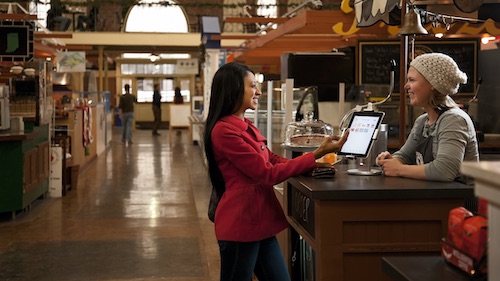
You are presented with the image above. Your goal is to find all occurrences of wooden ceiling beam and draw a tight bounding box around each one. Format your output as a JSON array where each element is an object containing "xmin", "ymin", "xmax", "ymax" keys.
[
  {"xmin": 0, "ymin": 14, "xmax": 37, "ymax": 20},
  {"xmin": 35, "ymin": 33, "xmax": 73, "ymax": 39},
  {"xmin": 231, "ymin": 9, "xmax": 402, "ymax": 70},
  {"xmin": 224, "ymin": 17, "xmax": 289, "ymax": 24},
  {"xmin": 211, "ymin": 34, "xmax": 258, "ymax": 40},
  {"xmin": 53, "ymin": 45, "xmax": 93, "ymax": 50}
]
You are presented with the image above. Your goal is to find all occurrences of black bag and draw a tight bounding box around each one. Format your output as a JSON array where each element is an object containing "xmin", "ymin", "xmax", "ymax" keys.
[{"xmin": 208, "ymin": 187, "xmax": 222, "ymax": 223}]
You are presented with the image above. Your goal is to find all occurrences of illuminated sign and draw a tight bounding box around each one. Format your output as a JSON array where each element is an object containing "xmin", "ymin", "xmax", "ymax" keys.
[{"xmin": 0, "ymin": 20, "xmax": 34, "ymax": 62}]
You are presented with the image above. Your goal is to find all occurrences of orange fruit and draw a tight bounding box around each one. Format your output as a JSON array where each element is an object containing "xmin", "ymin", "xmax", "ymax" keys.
[{"xmin": 323, "ymin": 153, "xmax": 337, "ymax": 164}]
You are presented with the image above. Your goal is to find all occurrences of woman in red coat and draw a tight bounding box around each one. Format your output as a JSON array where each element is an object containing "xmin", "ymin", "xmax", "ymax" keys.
[{"xmin": 204, "ymin": 62, "xmax": 347, "ymax": 281}]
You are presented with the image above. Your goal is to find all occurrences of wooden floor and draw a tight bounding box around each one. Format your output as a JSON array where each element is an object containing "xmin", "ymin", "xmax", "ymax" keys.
[{"xmin": 0, "ymin": 127, "xmax": 221, "ymax": 281}]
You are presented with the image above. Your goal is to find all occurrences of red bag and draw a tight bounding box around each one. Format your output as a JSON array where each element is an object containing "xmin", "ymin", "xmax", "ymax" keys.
[
  {"xmin": 462, "ymin": 216, "xmax": 488, "ymax": 261},
  {"xmin": 447, "ymin": 207, "xmax": 473, "ymax": 249},
  {"xmin": 477, "ymin": 198, "xmax": 488, "ymax": 218}
]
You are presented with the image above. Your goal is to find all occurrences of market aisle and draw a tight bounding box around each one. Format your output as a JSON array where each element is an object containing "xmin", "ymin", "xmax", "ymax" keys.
[{"xmin": 0, "ymin": 127, "xmax": 220, "ymax": 281}]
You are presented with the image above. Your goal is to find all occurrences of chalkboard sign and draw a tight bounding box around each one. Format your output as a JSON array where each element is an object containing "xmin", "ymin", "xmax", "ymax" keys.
[{"xmin": 358, "ymin": 39, "xmax": 478, "ymax": 94}]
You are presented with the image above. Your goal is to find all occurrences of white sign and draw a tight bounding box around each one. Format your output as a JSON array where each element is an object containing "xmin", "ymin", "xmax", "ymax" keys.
[
  {"xmin": 49, "ymin": 147, "xmax": 63, "ymax": 198},
  {"xmin": 56, "ymin": 51, "xmax": 86, "ymax": 72},
  {"xmin": 176, "ymin": 59, "xmax": 198, "ymax": 74}
]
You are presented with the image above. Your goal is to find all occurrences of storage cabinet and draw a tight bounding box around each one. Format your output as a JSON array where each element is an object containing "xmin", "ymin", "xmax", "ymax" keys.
[
  {"xmin": 0, "ymin": 124, "xmax": 50, "ymax": 219},
  {"xmin": 23, "ymin": 146, "xmax": 39, "ymax": 193}
]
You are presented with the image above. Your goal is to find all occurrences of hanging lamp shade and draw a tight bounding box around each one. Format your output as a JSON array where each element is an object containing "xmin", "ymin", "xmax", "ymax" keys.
[
  {"xmin": 398, "ymin": 6, "xmax": 428, "ymax": 36},
  {"xmin": 149, "ymin": 52, "xmax": 160, "ymax": 62}
]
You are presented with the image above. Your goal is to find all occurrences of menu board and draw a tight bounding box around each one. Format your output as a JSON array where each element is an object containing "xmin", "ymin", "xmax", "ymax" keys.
[{"xmin": 358, "ymin": 39, "xmax": 479, "ymax": 94}]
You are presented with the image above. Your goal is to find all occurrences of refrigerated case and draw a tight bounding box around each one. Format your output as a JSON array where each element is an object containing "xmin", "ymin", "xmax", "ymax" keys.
[{"xmin": 9, "ymin": 77, "xmax": 40, "ymax": 127}]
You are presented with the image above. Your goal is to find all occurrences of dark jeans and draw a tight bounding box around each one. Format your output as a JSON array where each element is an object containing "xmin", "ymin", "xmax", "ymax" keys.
[
  {"xmin": 218, "ymin": 236, "xmax": 291, "ymax": 281},
  {"xmin": 152, "ymin": 105, "xmax": 161, "ymax": 133}
]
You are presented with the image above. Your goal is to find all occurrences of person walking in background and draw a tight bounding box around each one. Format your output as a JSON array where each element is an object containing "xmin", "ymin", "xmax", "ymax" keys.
[
  {"xmin": 173, "ymin": 87, "xmax": 184, "ymax": 104},
  {"xmin": 203, "ymin": 62, "xmax": 348, "ymax": 281},
  {"xmin": 376, "ymin": 53, "xmax": 479, "ymax": 183},
  {"xmin": 152, "ymin": 83, "xmax": 161, "ymax": 136},
  {"xmin": 119, "ymin": 84, "xmax": 137, "ymax": 144}
]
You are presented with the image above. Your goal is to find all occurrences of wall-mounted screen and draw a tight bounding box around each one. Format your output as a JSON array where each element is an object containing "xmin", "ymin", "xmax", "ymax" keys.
[
  {"xmin": 0, "ymin": 20, "xmax": 34, "ymax": 62},
  {"xmin": 281, "ymin": 50, "xmax": 355, "ymax": 102}
]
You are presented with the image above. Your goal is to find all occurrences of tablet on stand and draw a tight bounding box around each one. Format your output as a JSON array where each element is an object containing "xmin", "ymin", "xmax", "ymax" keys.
[{"xmin": 338, "ymin": 111, "xmax": 385, "ymax": 176}]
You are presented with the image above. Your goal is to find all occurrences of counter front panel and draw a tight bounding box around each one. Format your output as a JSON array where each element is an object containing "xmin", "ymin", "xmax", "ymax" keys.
[{"xmin": 284, "ymin": 165, "xmax": 474, "ymax": 281}]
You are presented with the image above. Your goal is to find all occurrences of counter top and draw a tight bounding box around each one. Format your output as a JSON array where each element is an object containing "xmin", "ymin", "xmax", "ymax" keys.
[
  {"xmin": 0, "ymin": 130, "xmax": 38, "ymax": 142},
  {"xmin": 382, "ymin": 256, "xmax": 471, "ymax": 281},
  {"xmin": 462, "ymin": 161, "xmax": 500, "ymax": 187},
  {"xmin": 288, "ymin": 164, "xmax": 473, "ymax": 201},
  {"xmin": 388, "ymin": 138, "xmax": 500, "ymax": 152}
]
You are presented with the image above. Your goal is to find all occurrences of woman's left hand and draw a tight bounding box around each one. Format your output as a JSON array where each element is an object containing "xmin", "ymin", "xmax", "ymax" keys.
[{"xmin": 378, "ymin": 157, "xmax": 404, "ymax": 177}]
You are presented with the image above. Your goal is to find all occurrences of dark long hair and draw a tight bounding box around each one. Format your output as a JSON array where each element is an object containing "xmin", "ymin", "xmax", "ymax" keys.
[{"xmin": 203, "ymin": 62, "xmax": 254, "ymax": 197}]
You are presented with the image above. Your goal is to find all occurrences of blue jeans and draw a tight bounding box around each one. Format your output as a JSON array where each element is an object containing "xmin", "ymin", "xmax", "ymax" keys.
[
  {"xmin": 121, "ymin": 112, "xmax": 134, "ymax": 142},
  {"xmin": 218, "ymin": 236, "xmax": 291, "ymax": 281}
]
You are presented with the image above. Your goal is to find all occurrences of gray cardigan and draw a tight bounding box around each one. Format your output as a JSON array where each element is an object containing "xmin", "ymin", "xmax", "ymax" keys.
[{"xmin": 393, "ymin": 107, "xmax": 479, "ymax": 181}]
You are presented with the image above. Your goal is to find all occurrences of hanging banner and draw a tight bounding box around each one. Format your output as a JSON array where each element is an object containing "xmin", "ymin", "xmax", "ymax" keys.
[
  {"xmin": 218, "ymin": 49, "xmax": 227, "ymax": 68},
  {"xmin": 354, "ymin": 0, "xmax": 402, "ymax": 27},
  {"xmin": 56, "ymin": 51, "xmax": 86, "ymax": 72}
]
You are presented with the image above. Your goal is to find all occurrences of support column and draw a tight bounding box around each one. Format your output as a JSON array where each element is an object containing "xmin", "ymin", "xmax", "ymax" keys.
[
  {"xmin": 399, "ymin": 0, "xmax": 408, "ymax": 147},
  {"xmin": 98, "ymin": 45, "xmax": 104, "ymax": 92}
]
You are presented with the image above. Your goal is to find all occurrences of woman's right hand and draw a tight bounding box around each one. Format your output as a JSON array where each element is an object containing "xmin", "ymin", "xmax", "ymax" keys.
[
  {"xmin": 313, "ymin": 130, "xmax": 349, "ymax": 159},
  {"xmin": 376, "ymin": 151, "xmax": 392, "ymax": 166}
]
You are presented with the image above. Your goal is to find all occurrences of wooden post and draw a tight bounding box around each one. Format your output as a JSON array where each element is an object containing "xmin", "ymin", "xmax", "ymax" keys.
[
  {"xmin": 399, "ymin": 0, "xmax": 408, "ymax": 147},
  {"xmin": 98, "ymin": 45, "xmax": 104, "ymax": 92}
]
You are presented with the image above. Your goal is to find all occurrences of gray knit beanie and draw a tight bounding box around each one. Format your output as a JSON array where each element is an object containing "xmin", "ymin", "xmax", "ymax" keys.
[{"xmin": 410, "ymin": 53, "xmax": 467, "ymax": 96}]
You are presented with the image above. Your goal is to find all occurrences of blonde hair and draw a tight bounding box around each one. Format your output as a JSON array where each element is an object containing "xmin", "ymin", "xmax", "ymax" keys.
[{"xmin": 429, "ymin": 89, "xmax": 458, "ymax": 111}]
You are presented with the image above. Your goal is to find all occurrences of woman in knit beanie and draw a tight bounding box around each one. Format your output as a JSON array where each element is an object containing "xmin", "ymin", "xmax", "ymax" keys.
[{"xmin": 376, "ymin": 53, "xmax": 479, "ymax": 183}]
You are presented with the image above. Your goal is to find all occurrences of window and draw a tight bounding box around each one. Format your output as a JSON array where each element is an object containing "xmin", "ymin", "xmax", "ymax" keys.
[
  {"xmin": 30, "ymin": 0, "xmax": 50, "ymax": 29},
  {"xmin": 125, "ymin": 0, "xmax": 188, "ymax": 33},
  {"xmin": 121, "ymin": 63, "xmax": 177, "ymax": 75},
  {"xmin": 135, "ymin": 78, "xmax": 190, "ymax": 103},
  {"xmin": 121, "ymin": 78, "xmax": 133, "ymax": 95},
  {"xmin": 257, "ymin": 0, "xmax": 277, "ymax": 18}
]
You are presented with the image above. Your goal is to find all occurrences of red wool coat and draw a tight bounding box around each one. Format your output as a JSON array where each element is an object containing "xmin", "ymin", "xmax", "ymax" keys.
[{"xmin": 211, "ymin": 115, "xmax": 316, "ymax": 242}]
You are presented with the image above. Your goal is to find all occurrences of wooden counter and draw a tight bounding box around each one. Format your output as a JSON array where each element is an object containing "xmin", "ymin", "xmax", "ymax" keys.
[
  {"xmin": 0, "ymin": 125, "xmax": 50, "ymax": 218},
  {"xmin": 284, "ymin": 165, "xmax": 474, "ymax": 281}
]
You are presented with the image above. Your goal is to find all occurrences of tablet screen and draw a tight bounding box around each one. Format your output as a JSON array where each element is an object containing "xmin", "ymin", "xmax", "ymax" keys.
[{"xmin": 338, "ymin": 111, "xmax": 385, "ymax": 158}]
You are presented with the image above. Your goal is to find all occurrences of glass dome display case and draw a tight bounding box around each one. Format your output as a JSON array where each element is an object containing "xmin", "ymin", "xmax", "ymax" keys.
[{"xmin": 283, "ymin": 111, "xmax": 334, "ymax": 151}]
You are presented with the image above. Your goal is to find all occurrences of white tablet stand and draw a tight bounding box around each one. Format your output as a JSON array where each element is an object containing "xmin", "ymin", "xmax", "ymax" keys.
[
  {"xmin": 346, "ymin": 127, "xmax": 384, "ymax": 176},
  {"xmin": 347, "ymin": 149, "xmax": 382, "ymax": 176}
]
